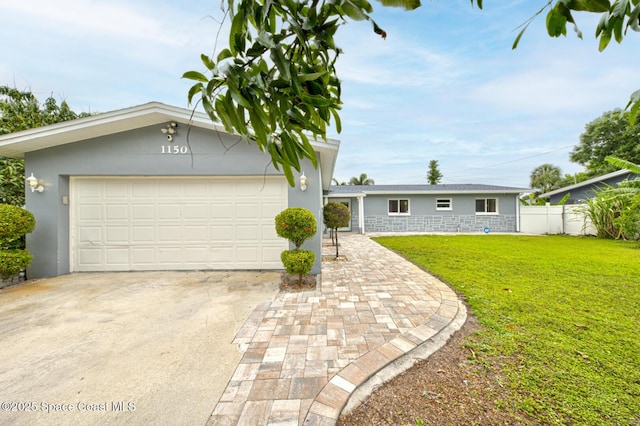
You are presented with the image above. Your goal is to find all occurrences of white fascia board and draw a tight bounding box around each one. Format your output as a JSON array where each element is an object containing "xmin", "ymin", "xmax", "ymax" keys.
[
  {"xmin": 327, "ymin": 192, "xmax": 367, "ymax": 198},
  {"xmin": 0, "ymin": 102, "xmax": 227, "ymax": 158},
  {"xmin": 360, "ymin": 189, "xmax": 528, "ymax": 195},
  {"xmin": 311, "ymin": 138, "xmax": 340, "ymax": 191},
  {"xmin": 539, "ymin": 169, "xmax": 630, "ymax": 198}
]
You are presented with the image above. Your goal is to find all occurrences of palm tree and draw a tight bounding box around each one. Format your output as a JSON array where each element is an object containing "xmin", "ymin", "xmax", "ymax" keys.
[
  {"xmin": 349, "ymin": 173, "xmax": 375, "ymax": 185},
  {"xmin": 332, "ymin": 178, "xmax": 346, "ymax": 186},
  {"xmin": 530, "ymin": 164, "xmax": 562, "ymax": 194}
]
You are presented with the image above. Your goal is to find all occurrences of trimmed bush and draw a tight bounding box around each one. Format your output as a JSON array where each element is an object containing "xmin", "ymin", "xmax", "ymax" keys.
[
  {"xmin": 323, "ymin": 202, "xmax": 351, "ymax": 257},
  {"xmin": 275, "ymin": 207, "xmax": 317, "ymax": 249},
  {"xmin": 0, "ymin": 250, "xmax": 32, "ymax": 280},
  {"xmin": 0, "ymin": 204, "xmax": 35, "ymax": 279},
  {"xmin": 281, "ymin": 249, "xmax": 315, "ymax": 285},
  {"xmin": 0, "ymin": 204, "xmax": 36, "ymax": 249}
]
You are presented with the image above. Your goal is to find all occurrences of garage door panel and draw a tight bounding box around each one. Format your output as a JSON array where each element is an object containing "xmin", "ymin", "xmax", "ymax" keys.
[
  {"xmin": 105, "ymin": 227, "xmax": 129, "ymax": 243},
  {"xmin": 236, "ymin": 203, "xmax": 259, "ymax": 218},
  {"xmin": 237, "ymin": 225, "xmax": 259, "ymax": 241},
  {"xmin": 106, "ymin": 249, "xmax": 129, "ymax": 265},
  {"xmin": 72, "ymin": 176, "xmax": 288, "ymax": 272},
  {"xmin": 184, "ymin": 248, "xmax": 208, "ymax": 264},
  {"xmin": 79, "ymin": 249, "xmax": 102, "ymax": 266},
  {"xmin": 78, "ymin": 204, "xmax": 102, "ymax": 221},
  {"xmin": 209, "ymin": 225, "xmax": 234, "ymax": 241},
  {"xmin": 158, "ymin": 204, "xmax": 181, "ymax": 219},
  {"xmin": 132, "ymin": 182, "xmax": 154, "ymax": 198},
  {"xmin": 132, "ymin": 204, "xmax": 154, "ymax": 220},
  {"xmin": 210, "ymin": 204, "xmax": 233, "ymax": 219},
  {"xmin": 184, "ymin": 204, "xmax": 207, "ymax": 219},
  {"xmin": 236, "ymin": 247, "xmax": 259, "ymax": 263},
  {"xmin": 78, "ymin": 226, "xmax": 102, "ymax": 243},
  {"xmin": 132, "ymin": 226, "xmax": 154, "ymax": 242},
  {"xmin": 159, "ymin": 226, "xmax": 182, "ymax": 242},
  {"xmin": 132, "ymin": 248, "xmax": 155, "ymax": 264}
]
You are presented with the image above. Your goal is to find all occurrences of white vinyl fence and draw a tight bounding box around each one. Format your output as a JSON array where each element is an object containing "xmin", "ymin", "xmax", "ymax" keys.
[{"xmin": 520, "ymin": 204, "xmax": 596, "ymax": 236}]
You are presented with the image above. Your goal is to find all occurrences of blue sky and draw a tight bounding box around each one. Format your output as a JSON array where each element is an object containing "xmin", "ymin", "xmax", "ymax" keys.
[{"xmin": 1, "ymin": 0, "xmax": 638, "ymax": 187}]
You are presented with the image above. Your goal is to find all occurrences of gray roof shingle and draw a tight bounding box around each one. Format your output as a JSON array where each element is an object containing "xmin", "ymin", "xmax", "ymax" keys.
[{"xmin": 328, "ymin": 184, "xmax": 528, "ymax": 195}]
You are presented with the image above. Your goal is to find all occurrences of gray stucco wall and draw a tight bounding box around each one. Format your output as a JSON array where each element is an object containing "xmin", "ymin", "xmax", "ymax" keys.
[
  {"xmin": 25, "ymin": 124, "xmax": 323, "ymax": 277},
  {"xmin": 362, "ymin": 193, "xmax": 518, "ymax": 233}
]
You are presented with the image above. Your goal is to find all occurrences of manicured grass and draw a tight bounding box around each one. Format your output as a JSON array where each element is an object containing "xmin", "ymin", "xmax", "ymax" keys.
[{"xmin": 373, "ymin": 234, "xmax": 640, "ymax": 425}]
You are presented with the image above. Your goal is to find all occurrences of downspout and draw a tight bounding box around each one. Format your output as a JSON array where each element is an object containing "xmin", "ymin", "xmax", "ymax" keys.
[
  {"xmin": 358, "ymin": 194, "xmax": 365, "ymax": 234},
  {"xmin": 516, "ymin": 194, "xmax": 521, "ymax": 232}
]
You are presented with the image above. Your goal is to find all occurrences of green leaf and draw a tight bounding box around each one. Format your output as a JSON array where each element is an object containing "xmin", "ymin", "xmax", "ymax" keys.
[
  {"xmin": 270, "ymin": 45, "xmax": 291, "ymax": 81},
  {"xmin": 229, "ymin": 8, "xmax": 246, "ymax": 55},
  {"xmin": 201, "ymin": 95, "xmax": 216, "ymax": 122},
  {"xmin": 512, "ymin": 26, "xmax": 528, "ymax": 49},
  {"xmin": 216, "ymin": 49, "xmax": 233, "ymax": 62},
  {"xmin": 598, "ymin": 25, "xmax": 613, "ymax": 50},
  {"xmin": 201, "ymin": 54, "xmax": 215, "ymax": 71},
  {"xmin": 256, "ymin": 31, "xmax": 276, "ymax": 49},
  {"xmin": 341, "ymin": 0, "xmax": 369, "ymax": 21},
  {"xmin": 612, "ymin": 0, "xmax": 630, "ymax": 16},
  {"xmin": 546, "ymin": 6, "xmax": 569, "ymax": 37},
  {"xmin": 628, "ymin": 4, "xmax": 640, "ymax": 31},
  {"xmin": 624, "ymin": 89, "xmax": 640, "ymax": 125},
  {"xmin": 566, "ymin": 0, "xmax": 610, "ymax": 12},
  {"xmin": 182, "ymin": 71, "xmax": 209, "ymax": 83},
  {"xmin": 298, "ymin": 71, "xmax": 327, "ymax": 82},
  {"xmin": 187, "ymin": 83, "xmax": 203, "ymax": 105},
  {"xmin": 376, "ymin": 0, "xmax": 421, "ymax": 10}
]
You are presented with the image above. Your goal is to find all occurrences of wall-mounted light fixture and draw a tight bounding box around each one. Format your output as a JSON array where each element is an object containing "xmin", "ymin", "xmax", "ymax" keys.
[
  {"xmin": 299, "ymin": 172, "xmax": 308, "ymax": 191},
  {"xmin": 160, "ymin": 122, "xmax": 178, "ymax": 141},
  {"xmin": 26, "ymin": 173, "xmax": 44, "ymax": 193}
]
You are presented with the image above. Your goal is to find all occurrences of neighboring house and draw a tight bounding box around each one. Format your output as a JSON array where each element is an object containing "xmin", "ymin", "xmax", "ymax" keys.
[
  {"xmin": 326, "ymin": 184, "xmax": 527, "ymax": 234},
  {"xmin": 539, "ymin": 169, "xmax": 636, "ymax": 204},
  {"xmin": 0, "ymin": 102, "xmax": 339, "ymax": 278}
]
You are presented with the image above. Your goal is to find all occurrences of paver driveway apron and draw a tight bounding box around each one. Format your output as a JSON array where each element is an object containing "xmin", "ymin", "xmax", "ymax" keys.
[{"xmin": 0, "ymin": 271, "xmax": 280, "ymax": 426}]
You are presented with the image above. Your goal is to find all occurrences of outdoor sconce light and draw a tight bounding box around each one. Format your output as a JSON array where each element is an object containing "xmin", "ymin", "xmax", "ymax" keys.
[
  {"xmin": 26, "ymin": 173, "xmax": 44, "ymax": 193},
  {"xmin": 160, "ymin": 122, "xmax": 178, "ymax": 141},
  {"xmin": 299, "ymin": 172, "xmax": 308, "ymax": 191}
]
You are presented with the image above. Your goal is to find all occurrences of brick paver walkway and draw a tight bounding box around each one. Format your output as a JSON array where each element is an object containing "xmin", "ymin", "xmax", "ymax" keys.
[{"xmin": 208, "ymin": 233, "xmax": 462, "ymax": 425}]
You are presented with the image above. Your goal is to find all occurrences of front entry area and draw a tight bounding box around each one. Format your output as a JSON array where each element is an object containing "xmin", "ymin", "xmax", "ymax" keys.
[{"xmin": 70, "ymin": 176, "xmax": 288, "ymax": 272}]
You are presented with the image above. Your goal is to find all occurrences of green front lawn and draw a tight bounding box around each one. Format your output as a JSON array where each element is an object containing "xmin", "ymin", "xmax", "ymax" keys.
[{"xmin": 374, "ymin": 234, "xmax": 639, "ymax": 425}]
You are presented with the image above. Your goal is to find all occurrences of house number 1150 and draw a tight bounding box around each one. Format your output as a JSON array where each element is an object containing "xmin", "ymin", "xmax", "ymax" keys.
[{"xmin": 161, "ymin": 145, "xmax": 189, "ymax": 154}]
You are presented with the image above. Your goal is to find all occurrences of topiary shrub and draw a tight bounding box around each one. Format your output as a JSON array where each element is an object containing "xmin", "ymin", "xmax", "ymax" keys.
[
  {"xmin": 275, "ymin": 207, "xmax": 317, "ymax": 249},
  {"xmin": 281, "ymin": 249, "xmax": 315, "ymax": 285},
  {"xmin": 323, "ymin": 202, "xmax": 351, "ymax": 258},
  {"xmin": 0, "ymin": 250, "xmax": 33, "ymax": 280},
  {"xmin": 275, "ymin": 207, "xmax": 317, "ymax": 286},
  {"xmin": 0, "ymin": 204, "xmax": 35, "ymax": 280},
  {"xmin": 0, "ymin": 204, "xmax": 36, "ymax": 250}
]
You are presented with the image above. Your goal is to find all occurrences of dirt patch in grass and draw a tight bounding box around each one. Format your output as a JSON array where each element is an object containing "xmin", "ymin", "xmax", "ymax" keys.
[{"xmin": 338, "ymin": 312, "xmax": 535, "ymax": 426}]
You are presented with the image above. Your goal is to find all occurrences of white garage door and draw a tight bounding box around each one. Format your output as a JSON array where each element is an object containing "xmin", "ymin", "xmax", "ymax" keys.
[{"xmin": 70, "ymin": 176, "xmax": 288, "ymax": 272}]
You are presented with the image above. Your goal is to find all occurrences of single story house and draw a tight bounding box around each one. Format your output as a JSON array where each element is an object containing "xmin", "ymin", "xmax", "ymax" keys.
[
  {"xmin": 539, "ymin": 169, "xmax": 636, "ymax": 204},
  {"xmin": 0, "ymin": 102, "xmax": 339, "ymax": 278},
  {"xmin": 326, "ymin": 184, "xmax": 528, "ymax": 234}
]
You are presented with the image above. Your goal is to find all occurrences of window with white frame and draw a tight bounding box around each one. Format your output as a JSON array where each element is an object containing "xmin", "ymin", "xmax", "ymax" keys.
[
  {"xmin": 388, "ymin": 199, "xmax": 410, "ymax": 215},
  {"xmin": 475, "ymin": 198, "xmax": 498, "ymax": 214},
  {"xmin": 436, "ymin": 198, "xmax": 452, "ymax": 211}
]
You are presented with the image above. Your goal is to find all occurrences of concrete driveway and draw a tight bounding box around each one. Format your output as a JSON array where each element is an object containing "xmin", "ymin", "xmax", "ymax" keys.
[{"xmin": 0, "ymin": 271, "xmax": 281, "ymax": 425}]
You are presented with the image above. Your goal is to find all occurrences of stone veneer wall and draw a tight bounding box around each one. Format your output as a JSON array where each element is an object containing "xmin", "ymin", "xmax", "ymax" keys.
[{"xmin": 364, "ymin": 214, "xmax": 517, "ymax": 233}]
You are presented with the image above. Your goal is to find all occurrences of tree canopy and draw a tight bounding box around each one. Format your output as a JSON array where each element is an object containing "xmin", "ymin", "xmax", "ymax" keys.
[
  {"xmin": 349, "ymin": 173, "xmax": 374, "ymax": 185},
  {"xmin": 427, "ymin": 159, "xmax": 443, "ymax": 185},
  {"xmin": 530, "ymin": 163, "xmax": 563, "ymax": 194},
  {"xmin": 0, "ymin": 86, "xmax": 87, "ymax": 205},
  {"xmin": 184, "ymin": 0, "xmax": 640, "ymax": 185},
  {"xmin": 570, "ymin": 110, "xmax": 640, "ymax": 177}
]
